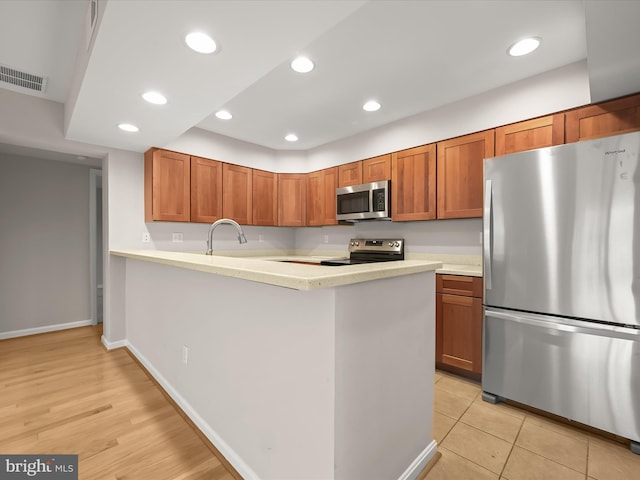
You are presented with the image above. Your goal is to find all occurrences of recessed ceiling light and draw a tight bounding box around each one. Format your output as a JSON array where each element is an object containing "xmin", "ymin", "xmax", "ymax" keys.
[
  {"xmin": 215, "ymin": 110, "xmax": 233, "ymax": 120},
  {"xmin": 285, "ymin": 133, "xmax": 298, "ymax": 142},
  {"xmin": 508, "ymin": 37, "xmax": 541, "ymax": 57},
  {"xmin": 118, "ymin": 123, "xmax": 139, "ymax": 133},
  {"xmin": 363, "ymin": 100, "xmax": 381, "ymax": 112},
  {"xmin": 142, "ymin": 91, "xmax": 167, "ymax": 105},
  {"xmin": 291, "ymin": 56, "xmax": 314, "ymax": 73},
  {"xmin": 185, "ymin": 32, "xmax": 217, "ymax": 54}
]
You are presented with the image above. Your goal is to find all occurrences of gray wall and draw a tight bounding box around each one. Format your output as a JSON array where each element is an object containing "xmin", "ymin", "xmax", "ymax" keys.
[{"xmin": 0, "ymin": 153, "xmax": 91, "ymax": 335}]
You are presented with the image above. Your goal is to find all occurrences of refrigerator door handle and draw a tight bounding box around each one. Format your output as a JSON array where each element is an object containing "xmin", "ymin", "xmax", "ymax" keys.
[
  {"xmin": 485, "ymin": 308, "xmax": 640, "ymax": 342},
  {"xmin": 483, "ymin": 179, "xmax": 492, "ymax": 290}
]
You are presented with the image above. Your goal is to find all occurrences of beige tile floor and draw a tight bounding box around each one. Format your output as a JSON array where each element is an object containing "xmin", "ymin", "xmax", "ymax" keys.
[{"xmin": 427, "ymin": 371, "xmax": 640, "ymax": 480}]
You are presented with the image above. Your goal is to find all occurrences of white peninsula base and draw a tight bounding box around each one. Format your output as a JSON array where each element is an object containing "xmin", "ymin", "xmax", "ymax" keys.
[{"xmin": 118, "ymin": 258, "xmax": 436, "ymax": 479}]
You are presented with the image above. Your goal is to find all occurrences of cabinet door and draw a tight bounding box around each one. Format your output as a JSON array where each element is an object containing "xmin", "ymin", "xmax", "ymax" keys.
[
  {"xmin": 437, "ymin": 130, "xmax": 494, "ymax": 219},
  {"xmin": 566, "ymin": 93, "xmax": 640, "ymax": 143},
  {"xmin": 144, "ymin": 148, "xmax": 190, "ymax": 222},
  {"xmin": 362, "ymin": 154, "xmax": 391, "ymax": 183},
  {"xmin": 252, "ymin": 169, "xmax": 278, "ymax": 226},
  {"xmin": 278, "ymin": 174, "xmax": 306, "ymax": 226},
  {"xmin": 436, "ymin": 293, "xmax": 483, "ymax": 374},
  {"xmin": 338, "ymin": 161, "xmax": 362, "ymax": 187},
  {"xmin": 307, "ymin": 167, "xmax": 338, "ymax": 226},
  {"xmin": 190, "ymin": 156, "xmax": 223, "ymax": 224},
  {"xmin": 223, "ymin": 164, "xmax": 253, "ymax": 225},
  {"xmin": 495, "ymin": 114, "xmax": 564, "ymax": 156},
  {"xmin": 391, "ymin": 144, "xmax": 436, "ymax": 221}
]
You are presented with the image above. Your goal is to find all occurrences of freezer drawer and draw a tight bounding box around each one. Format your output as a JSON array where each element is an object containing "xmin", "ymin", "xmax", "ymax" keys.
[{"xmin": 483, "ymin": 308, "xmax": 640, "ymax": 443}]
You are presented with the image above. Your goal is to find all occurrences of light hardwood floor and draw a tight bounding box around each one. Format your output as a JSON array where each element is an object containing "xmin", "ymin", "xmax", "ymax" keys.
[
  {"xmin": 7, "ymin": 326, "xmax": 638, "ymax": 480},
  {"xmin": 0, "ymin": 326, "xmax": 238, "ymax": 480}
]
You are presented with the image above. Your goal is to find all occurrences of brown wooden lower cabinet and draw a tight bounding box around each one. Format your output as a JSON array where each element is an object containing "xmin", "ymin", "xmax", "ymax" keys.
[{"xmin": 435, "ymin": 274, "xmax": 483, "ymax": 380}]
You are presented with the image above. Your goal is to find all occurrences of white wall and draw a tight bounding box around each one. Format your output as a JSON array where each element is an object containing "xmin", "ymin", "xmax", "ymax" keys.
[
  {"xmin": 123, "ymin": 258, "xmax": 435, "ymax": 480},
  {"xmin": 305, "ymin": 61, "xmax": 590, "ymax": 170},
  {"xmin": 159, "ymin": 61, "xmax": 591, "ymax": 177},
  {"xmin": 162, "ymin": 128, "xmax": 281, "ymax": 172},
  {"xmin": 0, "ymin": 58, "xmax": 593, "ymax": 343},
  {"xmin": 125, "ymin": 259, "xmax": 336, "ymax": 479},
  {"xmin": 0, "ymin": 153, "xmax": 91, "ymax": 336},
  {"xmin": 334, "ymin": 272, "xmax": 435, "ymax": 479},
  {"xmin": 296, "ymin": 219, "xmax": 483, "ymax": 256},
  {"xmin": 146, "ymin": 223, "xmax": 295, "ymax": 253}
]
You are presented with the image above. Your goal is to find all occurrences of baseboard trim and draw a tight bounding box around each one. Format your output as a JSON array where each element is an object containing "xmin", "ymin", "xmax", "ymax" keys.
[
  {"xmin": 398, "ymin": 440, "xmax": 439, "ymax": 480},
  {"xmin": 0, "ymin": 320, "xmax": 93, "ymax": 340},
  {"xmin": 125, "ymin": 341, "xmax": 260, "ymax": 480},
  {"xmin": 101, "ymin": 336, "xmax": 128, "ymax": 350}
]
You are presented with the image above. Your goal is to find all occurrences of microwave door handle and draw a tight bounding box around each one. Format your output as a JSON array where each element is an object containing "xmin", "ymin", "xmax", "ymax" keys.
[{"xmin": 369, "ymin": 188, "xmax": 373, "ymax": 213}]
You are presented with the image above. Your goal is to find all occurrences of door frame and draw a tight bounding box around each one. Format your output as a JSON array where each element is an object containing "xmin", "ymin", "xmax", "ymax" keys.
[{"xmin": 89, "ymin": 168, "xmax": 103, "ymax": 324}]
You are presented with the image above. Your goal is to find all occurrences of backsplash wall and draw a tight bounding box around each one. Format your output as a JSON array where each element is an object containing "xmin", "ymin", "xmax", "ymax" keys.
[
  {"xmin": 144, "ymin": 218, "xmax": 481, "ymax": 257},
  {"xmin": 294, "ymin": 218, "xmax": 482, "ymax": 256},
  {"xmin": 145, "ymin": 222, "xmax": 295, "ymax": 253}
]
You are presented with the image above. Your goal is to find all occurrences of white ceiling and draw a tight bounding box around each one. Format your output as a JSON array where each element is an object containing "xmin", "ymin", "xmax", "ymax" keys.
[{"xmin": 1, "ymin": 0, "xmax": 640, "ymax": 157}]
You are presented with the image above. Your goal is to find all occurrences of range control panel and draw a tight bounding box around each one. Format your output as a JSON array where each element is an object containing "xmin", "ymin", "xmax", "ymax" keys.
[{"xmin": 348, "ymin": 238, "xmax": 404, "ymax": 254}]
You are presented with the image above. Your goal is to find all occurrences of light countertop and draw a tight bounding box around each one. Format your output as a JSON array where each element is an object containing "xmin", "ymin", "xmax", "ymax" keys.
[
  {"xmin": 110, "ymin": 249, "xmax": 443, "ymax": 291},
  {"xmin": 437, "ymin": 263, "xmax": 483, "ymax": 277}
]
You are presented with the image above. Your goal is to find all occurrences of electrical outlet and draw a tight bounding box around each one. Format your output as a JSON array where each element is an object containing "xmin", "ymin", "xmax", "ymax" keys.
[
  {"xmin": 172, "ymin": 232, "xmax": 184, "ymax": 243},
  {"xmin": 258, "ymin": 234, "xmax": 264, "ymax": 243},
  {"xmin": 182, "ymin": 345, "xmax": 189, "ymax": 365},
  {"xmin": 323, "ymin": 235, "xmax": 329, "ymax": 244},
  {"xmin": 142, "ymin": 232, "xmax": 151, "ymax": 243}
]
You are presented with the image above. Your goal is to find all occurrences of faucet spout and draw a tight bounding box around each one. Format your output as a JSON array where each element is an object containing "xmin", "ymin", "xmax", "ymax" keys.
[{"xmin": 206, "ymin": 218, "xmax": 248, "ymax": 255}]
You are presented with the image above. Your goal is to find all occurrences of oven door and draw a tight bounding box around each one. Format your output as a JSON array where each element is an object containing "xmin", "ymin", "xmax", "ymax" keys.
[{"xmin": 336, "ymin": 180, "xmax": 390, "ymax": 221}]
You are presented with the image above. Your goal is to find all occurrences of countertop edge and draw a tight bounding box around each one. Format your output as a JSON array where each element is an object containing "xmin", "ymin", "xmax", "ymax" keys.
[{"xmin": 110, "ymin": 250, "xmax": 443, "ymax": 290}]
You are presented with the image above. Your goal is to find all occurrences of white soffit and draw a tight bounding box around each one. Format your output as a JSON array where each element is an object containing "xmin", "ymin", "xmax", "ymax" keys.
[
  {"xmin": 585, "ymin": 0, "xmax": 640, "ymax": 103},
  {"xmin": 64, "ymin": 0, "xmax": 367, "ymax": 152}
]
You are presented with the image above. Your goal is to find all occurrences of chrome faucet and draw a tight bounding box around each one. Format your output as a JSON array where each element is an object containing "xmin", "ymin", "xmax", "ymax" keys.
[{"xmin": 206, "ymin": 218, "xmax": 248, "ymax": 255}]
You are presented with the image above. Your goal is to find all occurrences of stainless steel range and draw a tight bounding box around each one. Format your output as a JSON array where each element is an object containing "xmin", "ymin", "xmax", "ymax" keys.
[{"xmin": 321, "ymin": 238, "xmax": 404, "ymax": 266}]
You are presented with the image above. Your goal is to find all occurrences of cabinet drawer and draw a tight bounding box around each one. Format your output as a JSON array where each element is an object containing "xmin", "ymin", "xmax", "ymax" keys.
[{"xmin": 436, "ymin": 274, "xmax": 482, "ymax": 297}]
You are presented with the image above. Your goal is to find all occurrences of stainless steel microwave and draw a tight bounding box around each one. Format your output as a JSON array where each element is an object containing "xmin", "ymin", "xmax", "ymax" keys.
[{"xmin": 336, "ymin": 180, "xmax": 391, "ymax": 222}]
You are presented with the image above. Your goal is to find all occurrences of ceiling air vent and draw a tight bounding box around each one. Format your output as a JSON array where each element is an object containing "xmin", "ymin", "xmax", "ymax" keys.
[{"xmin": 0, "ymin": 64, "xmax": 47, "ymax": 93}]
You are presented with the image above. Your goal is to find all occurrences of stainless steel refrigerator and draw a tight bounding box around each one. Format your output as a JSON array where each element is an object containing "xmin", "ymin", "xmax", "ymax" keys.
[{"xmin": 482, "ymin": 131, "xmax": 640, "ymax": 454}]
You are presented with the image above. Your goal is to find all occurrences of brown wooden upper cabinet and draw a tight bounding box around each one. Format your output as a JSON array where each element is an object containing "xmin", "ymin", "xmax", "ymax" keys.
[
  {"xmin": 495, "ymin": 114, "xmax": 565, "ymax": 156},
  {"xmin": 566, "ymin": 93, "xmax": 640, "ymax": 143},
  {"xmin": 362, "ymin": 154, "xmax": 391, "ymax": 183},
  {"xmin": 278, "ymin": 173, "xmax": 306, "ymax": 226},
  {"xmin": 307, "ymin": 167, "xmax": 338, "ymax": 226},
  {"xmin": 144, "ymin": 148, "xmax": 191, "ymax": 222},
  {"xmin": 190, "ymin": 156, "xmax": 223, "ymax": 224},
  {"xmin": 437, "ymin": 130, "xmax": 494, "ymax": 219},
  {"xmin": 222, "ymin": 163, "xmax": 252, "ymax": 225},
  {"xmin": 391, "ymin": 144, "xmax": 437, "ymax": 221},
  {"xmin": 252, "ymin": 169, "xmax": 278, "ymax": 226},
  {"xmin": 338, "ymin": 161, "xmax": 362, "ymax": 187}
]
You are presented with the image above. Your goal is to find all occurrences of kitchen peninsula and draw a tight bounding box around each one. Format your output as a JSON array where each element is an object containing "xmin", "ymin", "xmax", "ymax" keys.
[{"xmin": 110, "ymin": 250, "xmax": 441, "ymax": 480}]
